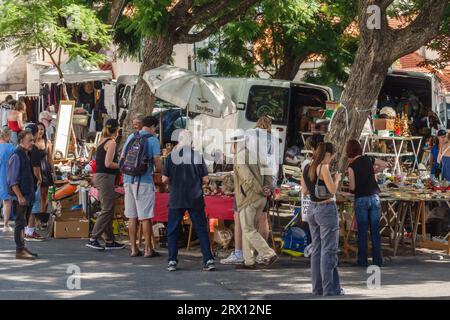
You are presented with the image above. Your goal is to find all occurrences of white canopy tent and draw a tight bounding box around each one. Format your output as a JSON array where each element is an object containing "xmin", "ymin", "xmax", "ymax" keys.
[{"xmin": 39, "ymin": 58, "xmax": 112, "ymax": 84}]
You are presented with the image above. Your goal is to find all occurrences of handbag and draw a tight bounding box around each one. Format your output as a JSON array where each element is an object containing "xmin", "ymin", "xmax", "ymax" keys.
[{"xmin": 314, "ymin": 164, "xmax": 333, "ymax": 200}]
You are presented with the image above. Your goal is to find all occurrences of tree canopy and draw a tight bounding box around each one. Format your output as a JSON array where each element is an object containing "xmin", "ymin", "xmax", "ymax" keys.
[
  {"xmin": 0, "ymin": 0, "xmax": 111, "ymax": 68},
  {"xmin": 195, "ymin": 0, "xmax": 358, "ymax": 82}
]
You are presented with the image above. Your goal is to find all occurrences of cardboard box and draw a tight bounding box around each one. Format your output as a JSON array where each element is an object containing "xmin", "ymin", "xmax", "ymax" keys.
[
  {"xmin": 59, "ymin": 193, "xmax": 79, "ymax": 209},
  {"xmin": 326, "ymin": 101, "xmax": 339, "ymax": 110},
  {"xmin": 373, "ymin": 119, "xmax": 395, "ymax": 131},
  {"xmin": 59, "ymin": 208, "xmax": 84, "ymax": 220},
  {"xmin": 53, "ymin": 219, "xmax": 89, "ymax": 238}
]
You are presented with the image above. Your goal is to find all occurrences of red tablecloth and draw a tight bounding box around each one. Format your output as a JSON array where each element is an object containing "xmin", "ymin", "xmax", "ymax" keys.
[{"xmin": 153, "ymin": 192, "xmax": 234, "ymax": 222}]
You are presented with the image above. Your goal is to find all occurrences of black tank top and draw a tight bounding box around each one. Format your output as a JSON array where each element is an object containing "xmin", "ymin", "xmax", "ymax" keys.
[
  {"xmin": 303, "ymin": 164, "xmax": 330, "ymax": 202},
  {"xmin": 96, "ymin": 138, "xmax": 119, "ymax": 175}
]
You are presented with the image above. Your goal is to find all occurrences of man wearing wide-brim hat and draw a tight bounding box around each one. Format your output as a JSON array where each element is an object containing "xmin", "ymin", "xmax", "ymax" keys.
[{"xmin": 227, "ymin": 131, "xmax": 278, "ymax": 269}]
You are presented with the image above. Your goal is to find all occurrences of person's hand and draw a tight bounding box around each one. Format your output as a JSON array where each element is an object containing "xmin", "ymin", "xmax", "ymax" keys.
[
  {"xmin": 18, "ymin": 195, "xmax": 26, "ymax": 206},
  {"xmin": 335, "ymin": 172, "xmax": 342, "ymax": 182}
]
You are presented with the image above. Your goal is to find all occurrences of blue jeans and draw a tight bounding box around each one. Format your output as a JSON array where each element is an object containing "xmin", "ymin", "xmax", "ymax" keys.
[
  {"xmin": 307, "ymin": 202, "xmax": 341, "ymax": 296},
  {"xmin": 167, "ymin": 208, "xmax": 213, "ymax": 264},
  {"xmin": 355, "ymin": 195, "xmax": 383, "ymax": 267}
]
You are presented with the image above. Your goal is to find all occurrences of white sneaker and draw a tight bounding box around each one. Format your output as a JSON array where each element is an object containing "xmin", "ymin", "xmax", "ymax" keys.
[
  {"xmin": 255, "ymin": 255, "xmax": 264, "ymax": 264},
  {"xmin": 220, "ymin": 251, "xmax": 244, "ymax": 265},
  {"xmin": 2, "ymin": 226, "xmax": 13, "ymax": 232}
]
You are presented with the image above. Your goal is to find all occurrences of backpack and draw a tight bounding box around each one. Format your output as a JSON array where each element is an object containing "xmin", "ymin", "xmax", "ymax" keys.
[
  {"xmin": 281, "ymin": 207, "xmax": 310, "ymax": 257},
  {"xmin": 119, "ymin": 132, "xmax": 152, "ymax": 197}
]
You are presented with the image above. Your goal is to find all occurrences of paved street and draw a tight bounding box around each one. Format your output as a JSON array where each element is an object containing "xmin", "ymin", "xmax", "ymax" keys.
[{"xmin": 1, "ymin": 224, "xmax": 450, "ymax": 300}]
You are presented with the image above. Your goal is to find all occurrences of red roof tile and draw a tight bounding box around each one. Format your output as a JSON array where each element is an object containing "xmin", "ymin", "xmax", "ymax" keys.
[{"xmin": 395, "ymin": 52, "xmax": 450, "ymax": 93}]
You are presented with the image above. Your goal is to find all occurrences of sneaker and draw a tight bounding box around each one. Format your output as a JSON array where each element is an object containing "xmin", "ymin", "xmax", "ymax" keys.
[
  {"xmin": 220, "ymin": 251, "xmax": 244, "ymax": 265},
  {"xmin": 105, "ymin": 241, "xmax": 125, "ymax": 250},
  {"xmin": 235, "ymin": 264, "xmax": 257, "ymax": 270},
  {"xmin": 167, "ymin": 260, "xmax": 177, "ymax": 271},
  {"xmin": 203, "ymin": 259, "xmax": 216, "ymax": 271},
  {"xmin": 339, "ymin": 288, "xmax": 346, "ymax": 296},
  {"xmin": 16, "ymin": 249, "xmax": 36, "ymax": 260},
  {"xmin": 85, "ymin": 239, "xmax": 105, "ymax": 250},
  {"xmin": 25, "ymin": 232, "xmax": 45, "ymax": 242},
  {"xmin": 24, "ymin": 248, "xmax": 38, "ymax": 258},
  {"xmin": 262, "ymin": 254, "xmax": 278, "ymax": 267},
  {"xmin": 2, "ymin": 225, "xmax": 13, "ymax": 232},
  {"xmin": 255, "ymin": 255, "xmax": 264, "ymax": 265}
]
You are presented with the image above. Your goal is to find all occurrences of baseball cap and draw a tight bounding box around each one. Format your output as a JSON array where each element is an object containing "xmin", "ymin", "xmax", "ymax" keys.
[
  {"xmin": 105, "ymin": 118, "xmax": 119, "ymax": 130},
  {"xmin": 25, "ymin": 123, "xmax": 39, "ymax": 135},
  {"xmin": 437, "ymin": 129, "xmax": 447, "ymax": 137}
]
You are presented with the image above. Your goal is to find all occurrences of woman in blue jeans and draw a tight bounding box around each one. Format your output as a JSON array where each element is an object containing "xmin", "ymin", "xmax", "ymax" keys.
[
  {"xmin": 301, "ymin": 142, "xmax": 343, "ymax": 296},
  {"xmin": 347, "ymin": 140, "xmax": 386, "ymax": 267}
]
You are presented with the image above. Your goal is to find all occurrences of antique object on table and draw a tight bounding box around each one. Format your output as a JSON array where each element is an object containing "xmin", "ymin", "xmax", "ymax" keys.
[
  {"xmin": 394, "ymin": 115, "xmax": 402, "ymax": 136},
  {"xmin": 401, "ymin": 112, "xmax": 411, "ymax": 137}
]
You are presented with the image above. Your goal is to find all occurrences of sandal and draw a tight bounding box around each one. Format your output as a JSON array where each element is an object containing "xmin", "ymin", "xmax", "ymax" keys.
[
  {"xmin": 130, "ymin": 250, "xmax": 143, "ymax": 257},
  {"xmin": 144, "ymin": 250, "xmax": 160, "ymax": 258}
]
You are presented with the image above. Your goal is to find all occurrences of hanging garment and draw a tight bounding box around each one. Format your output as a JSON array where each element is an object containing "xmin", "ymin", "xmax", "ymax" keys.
[
  {"xmin": 89, "ymin": 110, "xmax": 96, "ymax": 133},
  {"xmin": 104, "ymin": 84, "xmax": 117, "ymax": 119}
]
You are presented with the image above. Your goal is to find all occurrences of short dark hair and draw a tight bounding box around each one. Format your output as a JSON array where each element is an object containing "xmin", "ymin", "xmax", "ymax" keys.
[
  {"xmin": 143, "ymin": 116, "xmax": 158, "ymax": 128},
  {"xmin": 346, "ymin": 139, "xmax": 363, "ymax": 158},
  {"xmin": 18, "ymin": 130, "xmax": 32, "ymax": 143}
]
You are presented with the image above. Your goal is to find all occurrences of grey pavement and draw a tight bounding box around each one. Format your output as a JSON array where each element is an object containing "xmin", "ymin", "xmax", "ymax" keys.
[{"xmin": 1, "ymin": 225, "xmax": 450, "ymax": 300}]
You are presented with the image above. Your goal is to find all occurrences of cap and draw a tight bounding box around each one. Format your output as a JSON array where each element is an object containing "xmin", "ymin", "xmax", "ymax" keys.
[
  {"xmin": 105, "ymin": 118, "xmax": 119, "ymax": 130},
  {"xmin": 437, "ymin": 129, "xmax": 447, "ymax": 137},
  {"xmin": 25, "ymin": 123, "xmax": 38, "ymax": 135}
]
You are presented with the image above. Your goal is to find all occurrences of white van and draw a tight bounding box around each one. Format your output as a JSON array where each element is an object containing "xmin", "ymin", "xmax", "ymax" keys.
[
  {"xmin": 187, "ymin": 77, "xmax": 333, "ymax": 160},
  {"xmin": 380, "ymin": 70, "xmax": 447, "ymax": 129}
]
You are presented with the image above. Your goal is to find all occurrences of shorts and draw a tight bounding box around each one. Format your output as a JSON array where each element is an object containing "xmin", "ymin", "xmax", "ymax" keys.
[{"xmin": 124, "ymin": 182, "xmax": 155, "ymax": 221}]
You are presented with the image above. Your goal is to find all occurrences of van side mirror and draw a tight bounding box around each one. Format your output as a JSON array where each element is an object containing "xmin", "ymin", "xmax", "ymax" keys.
[{"xmin": 237, "ymin": 102, "xmax": 246, "ymax": 111}]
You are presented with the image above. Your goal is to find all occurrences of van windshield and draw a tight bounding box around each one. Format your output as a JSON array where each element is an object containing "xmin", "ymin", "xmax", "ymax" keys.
[{"xmin": 246, "ymin": 86, "xmax": 289, "ymax": 124}]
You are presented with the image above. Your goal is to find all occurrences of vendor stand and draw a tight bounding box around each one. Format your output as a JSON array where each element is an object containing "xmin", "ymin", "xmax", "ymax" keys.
[{"xmin": 362, "ymin": 135, "xmax": 423, "ymax": 174}]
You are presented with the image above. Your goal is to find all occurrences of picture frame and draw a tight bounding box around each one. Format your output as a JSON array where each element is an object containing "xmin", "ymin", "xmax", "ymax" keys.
[{"xmin": 53, "ymin": 100, "xmax": 76, "ymax": 160}]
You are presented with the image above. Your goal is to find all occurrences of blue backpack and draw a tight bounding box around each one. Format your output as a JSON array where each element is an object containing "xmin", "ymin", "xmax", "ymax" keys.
[
  {"xmin": 119, "ymin": 132, "xmax": 152, "ymax": 197},
  {"xmin": 281, "ymin": 208, "xmax": 310, "ymax": 257}
]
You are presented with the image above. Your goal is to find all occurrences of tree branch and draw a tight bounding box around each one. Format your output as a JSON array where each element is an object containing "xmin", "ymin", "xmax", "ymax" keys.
[
  {"xmin": 174, "ymin": 0, "xmax": 258, "ymax": 44},
  {"xmin": 389, "ymin": 0, "xmax": 448, "ymax": 61}
]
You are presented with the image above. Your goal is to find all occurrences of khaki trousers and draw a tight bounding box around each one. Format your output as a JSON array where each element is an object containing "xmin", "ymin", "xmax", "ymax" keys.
[
  {"xmin": 239, "ymin": 197, "xmax": 276, "ymax": 265},
  {"xmin": 91, "ymin": 173, "xmax": 116, "ymax": 242}
]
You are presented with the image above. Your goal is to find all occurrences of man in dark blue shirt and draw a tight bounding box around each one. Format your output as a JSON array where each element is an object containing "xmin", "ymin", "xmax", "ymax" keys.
[
  {"xmin": 162, "ymin": 130, "xmax": 215, "ymax": 272},
  {"xmin": 7, "ymin": 130, "xmax": 38, "ymax": 260}
]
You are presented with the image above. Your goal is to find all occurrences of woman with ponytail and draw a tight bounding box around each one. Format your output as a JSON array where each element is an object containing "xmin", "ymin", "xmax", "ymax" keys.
[
  {"xmin": 86, "ymin": 119, "xmax": 125, "ymax": 251},
  {"xmin": 301, "ymin": 142, "xmax": 343, "ymax": 296}
]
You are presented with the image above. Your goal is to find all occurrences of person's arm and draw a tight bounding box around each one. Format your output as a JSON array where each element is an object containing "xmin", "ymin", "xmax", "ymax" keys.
[
  {"xmin": 17, "ymin": 112, "xmax": 24, "ymax": 129},
  {"xmin": 30, "ymin": 147, "xmax": 42, "ymax": 185},
  {"xmin": 151, "ymin": 138, "xmax": 162, "ymax": 173},
  {"xmin": 154, "ymin": 156, "xmax": 162, "ymax": 174},
  {"xmin": 348, "ymin": 167, "xmax": 356, "ymax": 192},
  {"xmin": 7, "ymin": 154, "xmax": 26, "ymax": 205},
  {"xmin": 47, "ymin": 140, "xmax": 56, "ymax": 175},
  {"xmin": 373, "ymin": 158, "xmax": 388, "ymax": 174},
  {"xmin": 200, "ymin": 158, "xmax": 209, "ymax": 185},
  {"xmin": 162, "ymin": 155, "xmax": 170, "ymax": 184},
  {"xmin": 104, "ymin": 140, "xmax": 119, "ymax": 169},
  {"xmin": 301, "ymin": 176, "xmax": 309, "ymax": 196},
  {"xmin": 320, "ymin": 164, "xmax": 341, "ymax": 195}
]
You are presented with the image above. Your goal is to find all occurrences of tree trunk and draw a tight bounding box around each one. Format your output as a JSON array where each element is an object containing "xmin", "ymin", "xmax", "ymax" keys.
[
  {"xmin": 122, "ymin": 36, "xmax": 174, "ymax": 141},
  {"xmin": 326, "ymin": 0, "xmax": 448, "ymax": 173},
  {"xmin": 273, "ymin": 50, "xmax": 309, "ymax": 81},
  {"xmin": 327, "ymin": 41, "xmax": 392, "ymax": 172}
]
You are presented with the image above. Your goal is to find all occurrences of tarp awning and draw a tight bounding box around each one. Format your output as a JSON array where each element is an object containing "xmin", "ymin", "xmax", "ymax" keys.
[{"xmin": 40, "ymin": 57, "xmax": 112, "ymax": 83}]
